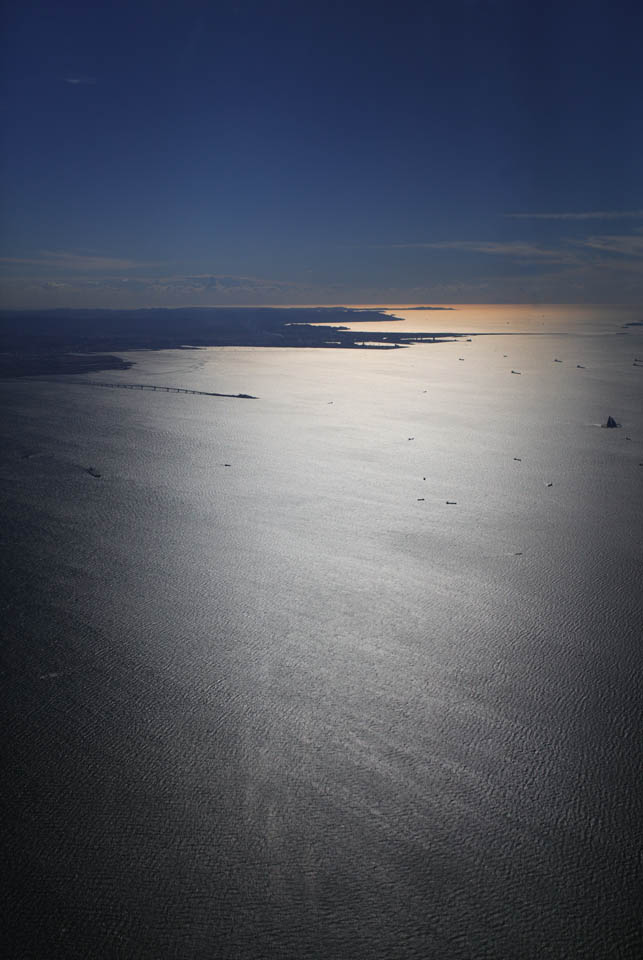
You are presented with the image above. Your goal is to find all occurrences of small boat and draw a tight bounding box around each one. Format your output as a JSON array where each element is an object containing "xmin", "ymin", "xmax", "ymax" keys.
[
  {"xmin": 446, "ymin": 500, "xmax": 457, "ymax": 504},
  {"xmin": 513, "ymin": 457, "xmax": 522, "ymax": 461},
  {"xmin": 417, "ymin": 498, "xmax": 425, "ymax": 501},
  {"xmin": 86, "ymin": 467, "xmax": 101, "ymax": 478},
  {"xmin": 554, "ymin": 358, "xmax": 562, "ymax": 362},
  {"xmin": 511, "ymin": 370, "xmax": 521, "ymax": 375},
  {"xmin": 577, "ymin": 364, "xmax": 585, "ymax": 369},
  {"xmin": 545, "ymin": 482, "xmax": 553, "ymax": 487}
]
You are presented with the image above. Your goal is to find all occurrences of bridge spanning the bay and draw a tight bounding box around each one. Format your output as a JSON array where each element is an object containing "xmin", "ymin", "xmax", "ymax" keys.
[{"xmin": 34, "ymin": 378, "xmax": 257, "ymax": 399}]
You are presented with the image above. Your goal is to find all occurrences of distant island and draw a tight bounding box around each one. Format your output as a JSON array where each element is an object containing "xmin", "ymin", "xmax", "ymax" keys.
[{"xmin": 0, "ymin": 307, "xmax": 464, "ymax": 378}]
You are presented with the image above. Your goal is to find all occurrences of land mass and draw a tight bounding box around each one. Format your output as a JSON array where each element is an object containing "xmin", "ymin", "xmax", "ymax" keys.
[{"xmin": 0, "ymin": 307, "xmax": 463, "ymax": 378}]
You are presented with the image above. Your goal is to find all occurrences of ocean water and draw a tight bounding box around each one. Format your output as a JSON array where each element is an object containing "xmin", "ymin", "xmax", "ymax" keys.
[{"xmin": 2, "ymin": 306, "xmax": 642, "ymax": 958}]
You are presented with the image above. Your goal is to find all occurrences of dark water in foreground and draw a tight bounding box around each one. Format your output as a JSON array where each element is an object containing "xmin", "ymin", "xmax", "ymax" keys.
[{"xmin": 2, "ymin": 309, "xmax": 642, "ymax": 958}]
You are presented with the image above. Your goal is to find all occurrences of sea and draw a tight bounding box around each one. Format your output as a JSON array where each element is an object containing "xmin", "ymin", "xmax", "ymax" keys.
[{"xmin": 2, "ymin": 305, "xmax": 642, "ymax": 959}]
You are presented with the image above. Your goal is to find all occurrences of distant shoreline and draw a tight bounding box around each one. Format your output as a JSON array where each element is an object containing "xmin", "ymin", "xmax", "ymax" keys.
[
  {"xmin": 0, "ymin": 353, "xmax": 133, "ymax": 379},
  {"xmin": 287, "ymin": 316, "xmax": 402, "ymax": 323},
  {"xmin": 0, "ymin": 306, "xmax": 462, "ymax": 378}
]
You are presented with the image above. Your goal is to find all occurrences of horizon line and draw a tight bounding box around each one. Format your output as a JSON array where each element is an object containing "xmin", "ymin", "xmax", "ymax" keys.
[{"xmin": 2, "ymin": 301, "xmax": 640, "ymax": 311}]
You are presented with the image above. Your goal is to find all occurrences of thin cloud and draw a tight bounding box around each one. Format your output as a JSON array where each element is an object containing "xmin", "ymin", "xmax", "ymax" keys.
[
  {"xmin": 387, "ymin": 240, "xmax": 577, "ymax": 264},
  {"xmin": 0, "ymin": 251, "xmax": 154, "ymax": 271},
  {"xmin": 573, "ymin": 234, "xmax": 643, "ymax": 258},
  {"xmin": 64, "ymin": 77, "xmax": 96, "ymax": 85},
  {"xmin": 505, "ymin": 210, "xmax": 643, "ymax": 221}
]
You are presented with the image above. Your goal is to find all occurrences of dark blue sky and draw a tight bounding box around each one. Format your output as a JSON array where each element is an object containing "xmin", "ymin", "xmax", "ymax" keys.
[{"xmin": 2, "ymin": 0, "xmax": 642, "ymax": 306}]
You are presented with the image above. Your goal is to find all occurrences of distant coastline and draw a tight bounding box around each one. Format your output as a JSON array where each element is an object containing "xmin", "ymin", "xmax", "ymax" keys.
[
  {"xmin": 0, "ymin": 306, "xmax": 462, "ymax": 378},
  {"xmin": 0, "ymin": 352, "xmax": 133, "ymax": 378},
  {"xmin": 289, "ymin": 316, "xmax": 403, "ymax": 323}
]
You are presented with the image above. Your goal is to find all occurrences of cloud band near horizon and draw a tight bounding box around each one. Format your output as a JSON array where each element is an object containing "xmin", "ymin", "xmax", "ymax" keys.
[{"xmin": 505, "ymin": 210, "xmax": 643, "ymax": 220}]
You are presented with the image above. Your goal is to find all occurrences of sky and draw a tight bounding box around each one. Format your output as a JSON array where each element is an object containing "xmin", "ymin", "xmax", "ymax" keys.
[{"xmin": 1, "ymin": 0, "xmax": 643, "ymax": 308}]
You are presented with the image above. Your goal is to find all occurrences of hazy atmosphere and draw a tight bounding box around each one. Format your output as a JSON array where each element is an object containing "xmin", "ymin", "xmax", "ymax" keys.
[{"xmin": 2, "ymin": 3, "xmax": 642, "ymax": 960}]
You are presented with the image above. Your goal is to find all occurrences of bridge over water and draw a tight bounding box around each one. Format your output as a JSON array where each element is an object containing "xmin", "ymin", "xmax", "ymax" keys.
[{"xmin": 34, "ymin": 378, "xmax": 257, "ymax": 399}]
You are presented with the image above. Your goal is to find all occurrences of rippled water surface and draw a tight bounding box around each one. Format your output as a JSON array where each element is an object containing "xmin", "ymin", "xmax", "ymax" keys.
[{"xmin": 2, "ymin": 307, "xmax": 642, "ymax": 958}]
